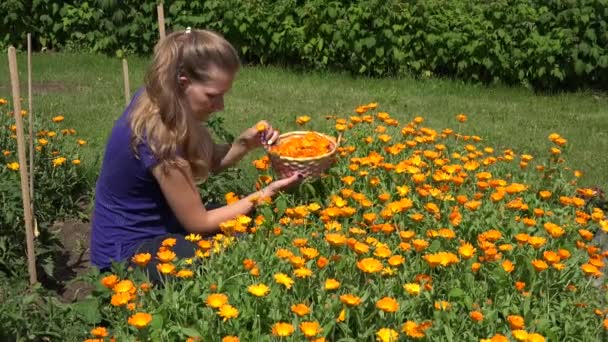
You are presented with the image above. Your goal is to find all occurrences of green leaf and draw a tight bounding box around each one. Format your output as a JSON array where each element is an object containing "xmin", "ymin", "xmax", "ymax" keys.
[
  {"xmin": 448, "ymin": 287, "xmax": 465, "ymax": 299},
  {"xmin": 71, "ymin": 298, "xmax": 101, "ymax": 325},
  {"xmin": 181, "ymin": 327, "xmax": 201, "ymax": 337}
]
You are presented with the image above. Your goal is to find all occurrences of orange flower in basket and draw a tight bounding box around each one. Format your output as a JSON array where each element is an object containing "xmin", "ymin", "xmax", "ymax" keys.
[{"xmin": 269, "ymin": 132, "xmax": 333, "ymax": 158}]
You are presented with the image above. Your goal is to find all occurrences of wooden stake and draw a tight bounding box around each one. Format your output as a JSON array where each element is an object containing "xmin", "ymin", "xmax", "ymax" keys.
[
  {"xmin": 27, "ymin": 34, "xmax": 38, "ymax": 239},
  {"xmin": 8, "ymin": 46, "xmax": 37, "ymax": 285},
  {"xmin": 122, "ymin": 58, "xmax": 130, "ymax": 106},
  {"xmin": 157, "ymin": 3, "xmax": 166, "ymax": 40}
]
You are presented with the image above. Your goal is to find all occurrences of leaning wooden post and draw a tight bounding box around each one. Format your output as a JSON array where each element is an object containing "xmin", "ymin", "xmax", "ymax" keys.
[
  {"xmin": 157, "ymin": 3, "xmax": 166, "ymax": 40},
  {"xmin": 122, "ymin": 58, "xmax": 130, "ymax": 106},
  {"xmin": 27, "ymin": 33, "xmax": 38, "ymax": 239},
  {"xmin": 8, "ymin": 46, "xmax": 37, "ymax": 285}
]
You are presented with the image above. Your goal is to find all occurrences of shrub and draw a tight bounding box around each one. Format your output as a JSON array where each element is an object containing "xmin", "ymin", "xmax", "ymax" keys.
[{"xmin": 2, "ymin": 0, "xmax": 607, "ymax": 90}]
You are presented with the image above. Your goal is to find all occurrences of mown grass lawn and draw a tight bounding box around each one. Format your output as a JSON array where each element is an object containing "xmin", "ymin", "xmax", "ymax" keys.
[{"xmin": 1, "ymin": 52, "xmax": 606, "ymax": 189}]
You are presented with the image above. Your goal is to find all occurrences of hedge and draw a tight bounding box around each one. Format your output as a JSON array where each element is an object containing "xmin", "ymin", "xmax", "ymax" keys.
[{"xmin": 2, "ymin": 0, "xmax": 607, "ymax": 90}]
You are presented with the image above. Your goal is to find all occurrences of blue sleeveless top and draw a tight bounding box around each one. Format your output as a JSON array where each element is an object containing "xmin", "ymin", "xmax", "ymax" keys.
[{"xmin": 90, "ymin": 91, "xmax": 182, "ymax": 269}]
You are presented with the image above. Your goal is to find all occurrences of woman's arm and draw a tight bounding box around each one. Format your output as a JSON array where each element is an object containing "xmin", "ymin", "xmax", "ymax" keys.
[
  {"xmin": 152, "ymin": 161, "xmax": 300, "ymax": 234},
  {"xmin": 210, "ymin": 120, "xmax": 280, "ymax": 172},
  {"xmin": 211, "ymin": 141, "xmax": 249, "ymax": 173}
]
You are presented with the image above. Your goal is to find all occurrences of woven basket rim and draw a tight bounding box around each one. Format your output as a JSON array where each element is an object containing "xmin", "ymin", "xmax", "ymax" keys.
[{"xmin": 266, "ymin": 131, "xmax": 339, "ymax": 162}]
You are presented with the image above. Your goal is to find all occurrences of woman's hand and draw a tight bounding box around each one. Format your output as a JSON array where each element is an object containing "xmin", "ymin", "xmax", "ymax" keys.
[
  {"xmin": 236, "ymin": 120, "xmax": 280, "ymax": 150},
  {"xmin": 261, "ymin": 173, "xmax": 303, "ymax": 198}
]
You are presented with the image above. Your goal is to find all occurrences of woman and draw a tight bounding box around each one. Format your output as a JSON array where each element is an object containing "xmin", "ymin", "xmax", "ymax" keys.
[{"xmin": 90, "ymin": 28, "xmax": 301, "ymax": 280}]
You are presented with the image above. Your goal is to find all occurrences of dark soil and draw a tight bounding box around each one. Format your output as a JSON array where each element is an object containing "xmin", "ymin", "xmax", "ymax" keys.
[{"xmin": 45, "ymin": 219, "xmax": 95, "ymax": 303}]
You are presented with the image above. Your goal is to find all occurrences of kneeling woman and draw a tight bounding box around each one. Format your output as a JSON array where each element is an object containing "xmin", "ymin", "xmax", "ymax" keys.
[{"xmin": 90, "ymin": 28, "xmax": 300, "ymax": 282}]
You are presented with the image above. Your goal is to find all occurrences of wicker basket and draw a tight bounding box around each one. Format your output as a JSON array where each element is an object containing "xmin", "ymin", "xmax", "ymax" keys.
[{"xmin": 266, "ymin": 131, "xmax": 341, "ymax": 179}]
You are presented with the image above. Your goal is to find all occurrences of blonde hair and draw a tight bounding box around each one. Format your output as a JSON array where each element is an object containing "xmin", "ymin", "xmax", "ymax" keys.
[{"xmin": 130, "ymin": 29, "xmax": 240, "ymax": 181}]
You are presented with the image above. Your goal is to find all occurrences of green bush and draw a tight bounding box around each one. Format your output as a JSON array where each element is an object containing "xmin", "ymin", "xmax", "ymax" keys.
[
  {"xmin": 0, "ymin": 99, "xmax": 91, "ymax": 278},
  {"xmin": 2, "ymin": 0, "xmax": 607, "ymax": 90}
]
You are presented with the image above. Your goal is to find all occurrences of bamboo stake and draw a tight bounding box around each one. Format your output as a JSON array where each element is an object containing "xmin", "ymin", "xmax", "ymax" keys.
[
  {"xmin": 8, "ymin": 46, "xmax": 37, "ymax": 285},
  {"xmin": 157, "ymin": 3, "xmax": 166, "ymax": 40},
  {"xmin": 27, "ymin": 34, "xmax": 39, "ymax": 239},
  {"xmin": 122, "ymin": 58, "xmax": 130, "ymax": 106}
]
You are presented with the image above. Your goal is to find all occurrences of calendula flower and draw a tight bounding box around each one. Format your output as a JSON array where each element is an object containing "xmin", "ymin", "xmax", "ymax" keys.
[
  {"xmin": 340, "ymin": 294, "xmax": 362, "ymax": 307},
  {"xmin": 357, "ymin": 257, "xmax": 384, "ymax": 273},
  {"xmin": 294, "ymin": 267, "xmax": 313, "ymax": 278},
  {"xmin": 206, "ymin": 293, "xmax": 228, "ymax": 308},
  {"xmin": 248, "ymin": 283, "xmax": 270, "ymax": 297},
  {"xmin": 299, "ymin": 321, "xmax": 322, "ymax": 338},
  {"xmin": 271, "ymin": 322, "xmax": 294, "ymax": 337},
  {"xmin": 90, "ymin": 326, "xmax": 108, "ymax": 337},
  {"xmin": 156, "ymin": 249, "xmax": 176, "ymax": 263},
  {"xmin": 470, "ymin": 310, "xmax": 484, "ymax": 322},
  {"xmin": 376, "ymin": 297, "xmax": 399, "ymax": 312},
  {"xmin": 325, "ymin": 278, "xmax": 340, "ymax": 290},
  {"xmin": 274, "ymin": 273, "xmax": 294, "ymax": 289},
  {"xmin": 291, "ymin": 303, "xmax": 311, "ymax": 316},
  {"xmin": 52, "ymin": 157, "xmax": 67, "ymax": 167},
  {"xmin": 110, "ymin": 292, "xmax": 131, "ymax": 306},
  {"xmin": 127, "ymin": 312, "xmax": 152, "ymax": 329},
  {"xmin": 217, "ymin": 304, "xmax": 239, "ymax": 321},
  {"xmin": 296, "ymin": 115, "xmax": 311, "ymax": 125},
  {"xmin": 156, "ymin": 263, "xmax": 175, "ymax": 274},
  {"xmin": 376, "ymin": 328, "xmax": 399, "ymax": 342},
  {"xmin": 222, "ymin": 336, "xmax": 239, "ymax": 342},
  {"xmin": 507, "ymin": 315, "xmax": 525, "ymax": 330},
  {"xmin": 402, "ymin": 321, "xmax": 430, "ymax": 339},
  {"xmin": 403, "ymin": 283, "xmax": 421, "ymax": 295},
  {"xmin": 176, "ymin": 269, "xmax": 194, "ymax": 278},
  {"xmin": 52, "ymin": 115, "xmax": 64, "ymax": 123},
  {"xmin": 131, "ymin": 253, "xmax": 151, "ymax": 267}
]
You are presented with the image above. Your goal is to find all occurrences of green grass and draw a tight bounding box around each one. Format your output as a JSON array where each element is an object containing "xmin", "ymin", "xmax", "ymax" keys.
[{"xmin": 1, "ymin": 52, "xmax": 607, "ymax": 189}]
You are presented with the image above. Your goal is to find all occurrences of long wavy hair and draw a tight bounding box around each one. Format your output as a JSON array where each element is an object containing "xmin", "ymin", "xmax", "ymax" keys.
[{"xmin": 130, "ymin": 29, "xmax": 240, "ymax": 181}]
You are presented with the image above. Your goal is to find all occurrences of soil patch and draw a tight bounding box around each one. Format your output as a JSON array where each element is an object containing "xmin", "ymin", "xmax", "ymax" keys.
[{"xmin": 46, "ymin": 219, "xmax": 95, "ymax": 303}]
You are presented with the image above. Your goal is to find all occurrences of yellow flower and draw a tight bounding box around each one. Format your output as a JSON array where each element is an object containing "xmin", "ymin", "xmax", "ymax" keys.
[
  {"xmin": 512, "ymin": 330, "xmax": 528, "ymax": 341},
  {"xmin": 325, "ymin": 278, "xmax": 340, "ymax": 290},
  {"xmin": 299, "ymin": 321, "xmax": 322, "ymax": 338},
  {"xmin": 458, "ymin": 243, "xmax": 476, "ymax": 259},
  {"xmin": 52, "ymin": 115, "xmax": 64, "ymax": 123},
  {"xmin": 156, "ymin": 262, "xmax": 175, "ymax": 274},
  {"xmin": 274, "ymin": 273, "xmax": 294, "ymax": 289},
  {"xmin": 248, "ymin": 283, "xmax": 270, "ymax": 297},
  {"xmin": 185, "ymin": 233, "xmax": 202, "ymax": 242},
  {"xmin": 376, "ymin": 297, "xmax": 399, "ymax": 313},
  {"xmin": 271, "ymin": 322, "xmax": 294, "ymax": 337},
  {"xmin": 217, "ymin": 304, "xmax": 239, "ymax": 321},
  {"xmin": 291, "ymin": 303, "xmax": 311, "ymax": 316},
  {"xmin": 52, "ymin": 156, "xmax": 67, "ymax": 167},
  {"xmin": 527, "ymin": 333, "xmax": 546, "ymax": 342},
  {"xmin": 72, "ymin": 159, "xmax": 81, "ymax": 165},
  {"xmin": 456, "ymin": 114, "xmax": 467, "ymax": 122},
  {"xmin": 296, "ymin": 115, "xmax": 311, "ymax": 125},
  {"xmin": 403, "ymin": 283, "xmax": 421, "ymax": 295},
  {"xmin": 112, "ymin": 279, "xmax": 134, "ymax": 294},
  {"xmin": 336, "ymin": 308, "xmax": 346, "ymax": 322},
  {"xmin": 100, "ymin": 274, "xmax": 119, "ymax": 289},
  {"xmin": 77, "ymin": 139, "xmax": 87, "ymax": 146},
  {"xmin": 294, "ymin": 267, "xmax": 313, "ymax": 278},
  {"xmin": 176, "ymin": 269, "xmax": 194, "ymax": 278},
  {"xmin": 402, "ymin": 321, "xmax": 430, "ymax": 339},
  {"xmin": 376, "ymin": 328, "xmax": 399, "ymax": 342},
  {"xmin": 6, "ymin": 162, "xmax": 19, "ymax": 171},
  {"xmin": 206, "ymin": 293, "xmax": 229, "ymax": 308},
  {"xmin": 127, "ymin": 312, "xmax": 152, "ymax": 329},
  {"xmin": 222, "ymin": 336, "xmax": 239, "ymax": 342}
]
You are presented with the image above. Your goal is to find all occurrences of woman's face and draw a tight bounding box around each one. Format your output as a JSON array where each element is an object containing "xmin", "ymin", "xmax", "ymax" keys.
[{"xmin": 182, "ymin": 68, "xmax": 235, "ymax": 122}]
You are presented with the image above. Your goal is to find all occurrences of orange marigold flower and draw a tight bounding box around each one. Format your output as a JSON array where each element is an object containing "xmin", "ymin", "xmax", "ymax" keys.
[
  {"xmin": 340, "ymin": 294, "xmax": 362, "ymax": 307},
  {"xmin": 127, "ymin": 312, "xmax": 152, "ymax": 329},
  {"xmin": 291, "ymin": 303, "xmax": 311, "ymax": 316},
  {"xmin": 271, "ymin": 322, "xmax": 295, "ymax": 337},
  {"xmin": 470, "ymin": 311, "xmax": 484, "ymax": 322},
  {"xmin": 507, "ymin": 315, "xmax": 525, "ymax": 330},
  {"xmin": 356, "ymin": 257, "xmax": 384, "ymax": 273},
  {"xmin": 376, "ymin": 297, "xmax": 399, "ymax": 313},
  {"xmin": 206, "ymin": 293, "xmax": 229, "ymax": 308}
]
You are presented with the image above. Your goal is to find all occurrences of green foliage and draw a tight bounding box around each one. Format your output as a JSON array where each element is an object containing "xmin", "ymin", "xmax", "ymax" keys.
[
  {"xmin": 0, "ymin": 101, "xmax": 91, "ymax": 278},
  {"xmin": 0, "ymin": 276, "xmax": 87, "ymax": 341},
  {"xmin": 2, "ymin": 0, "xmax": 607, "ymax": 90}
]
